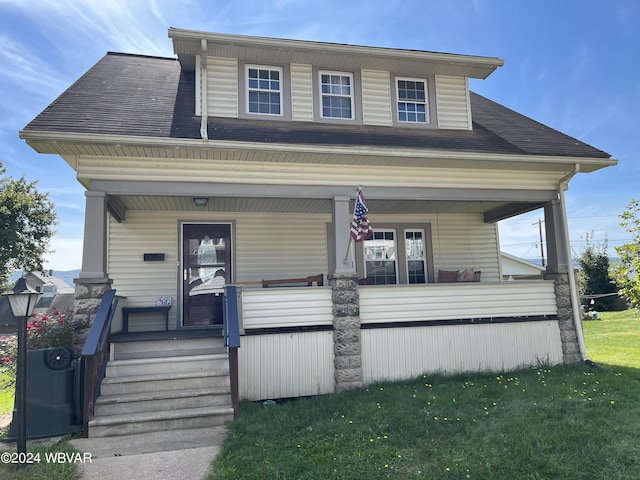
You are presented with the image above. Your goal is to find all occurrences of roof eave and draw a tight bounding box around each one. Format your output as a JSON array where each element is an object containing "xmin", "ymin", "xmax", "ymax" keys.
[{"xmin": 19, "ymin": 130, "xmax": 617, "ymax": 173}]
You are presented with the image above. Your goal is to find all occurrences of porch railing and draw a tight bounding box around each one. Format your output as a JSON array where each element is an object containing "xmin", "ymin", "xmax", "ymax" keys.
[
  {"xmin": 359, "ymin": 280, "xmax": 558, "ymax": 324},
  {"xmin": 223, "ymin": 286, "xmax": 241, "ymax": 416},
  {"xmin": 80, "ymin": 289, "xmax": 118, "ymax": 436}
]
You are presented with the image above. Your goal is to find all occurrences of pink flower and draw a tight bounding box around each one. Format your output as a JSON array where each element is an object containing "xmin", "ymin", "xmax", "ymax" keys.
[
  {"xmin": 2, "ymin": 356, "xmax": 11, "ymax": 364},
  {"xmin": 52, "ymin": 310, "xmax": 60, "ymax": 316},
  {"xmin": 58, "ymin": 318, "xmax": 64, "ymax": 324},
  {"xmin": 26, "ymin": 323, "xmax": 33, "ymax": 329},
  {"xmin": 37, "ymin": 326, "xmax": 44, "ymax": 332}
]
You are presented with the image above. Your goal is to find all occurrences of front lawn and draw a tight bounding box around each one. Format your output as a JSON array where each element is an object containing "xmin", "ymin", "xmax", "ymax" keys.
[
  {"xmin": 210, "ymin": 310, "xmax": 640, "ymax": 479},
  {"xmin": 210, "ymin": 365, "xmax": 640, "ymax": 480},
  {"xmin": 583, "ymin": 309, "xmax": 640, "ymax": 368}
]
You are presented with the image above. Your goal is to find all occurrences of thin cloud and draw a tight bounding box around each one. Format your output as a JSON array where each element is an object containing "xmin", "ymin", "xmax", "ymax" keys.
[
  {"xmin": 2, "ymin": 0, "xmax": 172, "ymax": 57},
  {"xmin": 0, "ymin": 34, "xmax": 69, "ymax": 98}
]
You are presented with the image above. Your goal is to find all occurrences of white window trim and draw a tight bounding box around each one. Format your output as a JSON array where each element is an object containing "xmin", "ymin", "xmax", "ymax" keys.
[
  {"xmin": 404, "ymin": 229, "xmax": 428, "ymax": 284},
  {"xmin": 395, "ymin": 76, "xmax": 430, "ymax": 124},
  {"xmin": 363, "ymin": 229, "xmax": 399, "ymax": 285},
  {"xmin": 245, "ymin": 64, "xmax": 284, "ymax": 116},
  {"xmin": 318, "ymin": 70, "xmax": 355, "ymax": 120}
]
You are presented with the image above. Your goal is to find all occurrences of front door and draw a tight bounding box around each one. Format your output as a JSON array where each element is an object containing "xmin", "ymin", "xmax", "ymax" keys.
[{"xmin": 182, "ymin": 223, "xmax": 232, "ymax": 327}]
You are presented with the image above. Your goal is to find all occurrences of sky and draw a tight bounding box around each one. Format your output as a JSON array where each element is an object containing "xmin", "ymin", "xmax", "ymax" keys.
[{"xmin": 0, "ymin": 0, "xmax": 638, "ymax": 271}]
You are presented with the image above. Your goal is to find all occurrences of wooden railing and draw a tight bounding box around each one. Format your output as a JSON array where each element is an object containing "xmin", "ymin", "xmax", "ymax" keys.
[
  {"xmin": 223, "ymin": 286, "xmax": 241, "ymax": 417},
  {"xmin": 80, "ymin": 289, "xmax": 118, "ymax": 436}
]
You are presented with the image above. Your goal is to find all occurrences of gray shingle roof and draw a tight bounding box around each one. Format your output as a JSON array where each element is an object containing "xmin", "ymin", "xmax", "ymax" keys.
[{"xmin": 23, "ymin": 52, "xmax": 610, "ymax": 159}]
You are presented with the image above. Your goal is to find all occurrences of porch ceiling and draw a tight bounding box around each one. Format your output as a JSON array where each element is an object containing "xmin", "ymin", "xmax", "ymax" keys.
[{"xmin": 109, "ymin": 194, "xmax": 538, "ymax": 218}]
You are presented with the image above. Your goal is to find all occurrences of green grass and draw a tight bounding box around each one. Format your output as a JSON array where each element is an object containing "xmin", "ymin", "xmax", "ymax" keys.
[
  {"xmin": 0, "ymin": 437, "xmax": 80, "ymax": 480},
  {"xmin": 583, "ymin": 310, "xmax": 640, "ymax": 368},
  {"xmin": 210, "ymin": 310, "xmax": 640, "ymax": 480},
  {"xmin": 0, "ymin": 370, "xmax": 14, "ymax": 416},
  {"xmin": 0, "ymin": 388, "xmax": 12, "ymax": 416}
]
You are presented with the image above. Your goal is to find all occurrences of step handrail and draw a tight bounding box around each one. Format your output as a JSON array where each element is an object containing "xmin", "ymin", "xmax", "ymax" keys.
[
  {"xmin": 80, "ymin": 289, "xmax": 118, "ymax": 436},
  {"xmin": 223, "ymin": 286, "xmax": 240, "ymax": 416}
]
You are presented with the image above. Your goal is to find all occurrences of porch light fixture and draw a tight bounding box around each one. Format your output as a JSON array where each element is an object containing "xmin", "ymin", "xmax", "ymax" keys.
[
  {"xmin": 193, "ymin": 197, "xmax": 209, "ymax": 208},
  {"xmin": 3, "ymin": 277, "xmax": 42, "ymax": 467}
]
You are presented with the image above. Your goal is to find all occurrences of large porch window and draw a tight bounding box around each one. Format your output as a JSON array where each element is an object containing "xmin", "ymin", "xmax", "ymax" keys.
[{"xmin": 360, "ymin": 224, "xmax": 432, "ymax": 285}]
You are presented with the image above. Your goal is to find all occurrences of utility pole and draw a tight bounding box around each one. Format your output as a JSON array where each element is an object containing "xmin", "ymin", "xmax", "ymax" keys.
[{"xmin": 532, "ymin": 219, "xmax": 545, "ymax": 266}]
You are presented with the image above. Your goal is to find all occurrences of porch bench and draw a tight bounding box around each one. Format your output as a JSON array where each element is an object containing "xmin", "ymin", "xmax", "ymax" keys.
[
  {"xmin": 262, "ymin": 273, "xmax": 324, "ymax": 288},
  {"xmin": 122, "ymin": 305, "xmax": 171, "ymax": 332}
]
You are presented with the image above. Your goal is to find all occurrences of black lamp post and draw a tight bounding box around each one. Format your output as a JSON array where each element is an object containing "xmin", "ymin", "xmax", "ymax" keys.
[{"xmin": 3, "ymin": 277, "xmax": 41, "ymax": 467}]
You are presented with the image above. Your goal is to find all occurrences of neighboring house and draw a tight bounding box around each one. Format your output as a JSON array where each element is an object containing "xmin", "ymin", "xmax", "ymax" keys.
[
  {"xmin": 20, "ymin": 29, "xmax": 616, "ymax": 409},
  {"xmin": 23, "ymin": 271, "xmax": 75, "ymax": 315},
  {"xmin": 0, "ymin": 272, "xmax": 74, "ymax": 334},
  {"xmin": 500, "ymin": 252, "xmax": 546, "ymax": 281}
]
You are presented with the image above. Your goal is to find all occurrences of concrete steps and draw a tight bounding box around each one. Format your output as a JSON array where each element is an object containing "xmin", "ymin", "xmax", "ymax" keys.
[
  {"xmin": 89, "ymin": 405, "xmax": 234, "ymax": 438},
  {"xmin": 105, "ymin": 353, "xmax": 229, "ymax": 377},
  {"xmin": 95, "ymin": 387, "xmax": 232, "ymax": 416},
  {"xmin": 88, "ymin": 337, "xmax": 234, "ymax": 438}
]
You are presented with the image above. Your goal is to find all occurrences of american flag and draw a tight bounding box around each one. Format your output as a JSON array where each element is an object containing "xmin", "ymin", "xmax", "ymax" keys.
[{"xmin": 351, "ymin": 189, "xmax": 373, "ymax": 242}]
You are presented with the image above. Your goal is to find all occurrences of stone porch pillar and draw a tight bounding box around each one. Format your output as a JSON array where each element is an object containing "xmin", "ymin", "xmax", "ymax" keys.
[
  {"xmin": 330, "ymin": 195, "xmax": 362, "ymax": 392},
  {"xmin": 330, "ymin": 274, "xmax": 363, "ymax": 393},
  {"xmin": 544, "ymin": 200, "xmax": 582, "ymax": 364}
]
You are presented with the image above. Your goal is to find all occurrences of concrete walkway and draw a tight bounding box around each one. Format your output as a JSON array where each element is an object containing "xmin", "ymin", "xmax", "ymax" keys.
[{"xmin": 69, "ymin": 426, "xmax": 227, "ymax": 480}]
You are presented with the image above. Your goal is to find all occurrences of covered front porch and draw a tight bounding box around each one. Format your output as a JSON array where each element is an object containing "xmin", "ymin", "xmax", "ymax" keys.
[{"xmin": 71, "ymin": 177, "xmax": 584, "ymax": 403}]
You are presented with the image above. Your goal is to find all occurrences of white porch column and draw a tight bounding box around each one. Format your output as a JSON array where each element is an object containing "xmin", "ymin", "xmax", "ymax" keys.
[
  {"xmin": 331, "ymin": 196, "xmax": 356, "ymax": 275},
  {"xmin": 79, "ymin": 191, "xmax": 108, "ymax": 279}
]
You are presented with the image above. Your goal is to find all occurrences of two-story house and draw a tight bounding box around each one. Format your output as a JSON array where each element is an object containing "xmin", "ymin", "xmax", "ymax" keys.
[{"xmin": 19, "ymin": 28, "xmax": 615, "ymax": 437}]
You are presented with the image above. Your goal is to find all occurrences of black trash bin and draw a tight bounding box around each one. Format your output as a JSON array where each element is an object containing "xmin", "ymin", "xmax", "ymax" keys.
[{"xmin": 6, "ymin": 347, "xmax": 81, "ymax": 440}]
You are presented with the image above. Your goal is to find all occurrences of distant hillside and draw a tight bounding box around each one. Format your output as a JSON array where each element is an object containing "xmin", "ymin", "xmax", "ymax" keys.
[{"xmin": 53, "ymin": 270, "xmax": 81, "ymax": 287}]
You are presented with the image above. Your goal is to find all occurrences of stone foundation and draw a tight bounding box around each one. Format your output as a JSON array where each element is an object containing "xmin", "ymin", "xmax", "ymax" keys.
[
  {"xmin": 544, "ymin": 272, "xmax": 582, "ymax": 364},
  {"xmin": 71, "ymin": 277, "xmax": 112, "ymax": 355},
  {"xmin": 329, "ymin": 274, "xmax": 363, "ymax": 393}
]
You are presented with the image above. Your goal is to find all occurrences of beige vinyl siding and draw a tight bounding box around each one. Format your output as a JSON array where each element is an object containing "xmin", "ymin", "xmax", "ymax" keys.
[
  {"xmin": 235, "ymin": 212, "xmax": 329, "ymax": 281},
  {"xmin": 361, "ymin": 69, "xmax": 392, "ymax": 126},
  {"xmin": 241, "ymin": 288, "xmax": 333, "ymax": 329},
  {"xmin": 77, "ymin": 156, "xmax": 563, "ymax": 191},
  {"xmin": 107, "ymin": 211, "xmax": 179, "ymax": 330},
  {"xmin": 435, "ymin": 75, "xmax": 472, "ymax": 130},
  {"xmin": 369, "ymin": 212, "xmax": 501, "ymax": 281},
  {"xmin": 107, "ymin": 210, "xmax": 329, "ymax": 327},
  {"xmin": 238, "ymin": 331, "xmax": 335, "ymax": 400},
  {"xmin": 428, "ymin": 212, "xmax": 500, "ymax": 280},
  {"xmin": 359, "ymin": 281, "xmax": 557, "ymax": 324},
  {"xmin": 207, "ymin": 56, "xmax": 238, "ymax": 118},
  {"xmin": 290, "ymin": 63, "xmax": 313, "ymax": 121},
  {"xmin": 362, "ymin": 320, "xmax": 563, "ymax": 381}
]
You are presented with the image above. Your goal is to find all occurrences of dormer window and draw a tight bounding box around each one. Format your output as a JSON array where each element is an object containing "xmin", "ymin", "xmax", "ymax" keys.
[
  {"xmin": 396, "ymin": 78, "xmax": 428, "ymax": 123},
  {"xmin": 246, "ymin": 65, "xmax": 282, "ymax": 115},
  {"xmin": 319, "ymin": 71, "xmax": 354, "ymax": 119}
]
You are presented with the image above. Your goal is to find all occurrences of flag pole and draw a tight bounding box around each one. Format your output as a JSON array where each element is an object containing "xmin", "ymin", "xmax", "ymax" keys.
[
  {"xmin": 343, "ymin": 237, "xmax": 353, "ymax": 265},
  {"xmin": 344, "ymin": 185, "xmax": 366, "ymax": 264}
]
